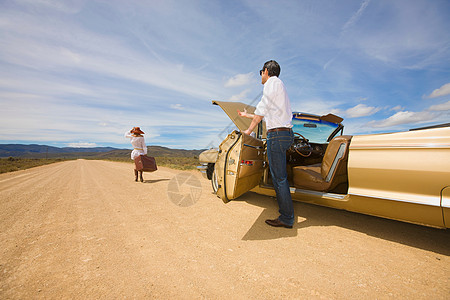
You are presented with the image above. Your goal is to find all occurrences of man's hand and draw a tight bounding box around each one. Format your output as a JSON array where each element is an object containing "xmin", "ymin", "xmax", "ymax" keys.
[
  {"xmin": 237, "ymin": 108, "xmax": 247, "ymax": 118},
  {"xmin": 243, "ymin": 129, "xmax": 252, "ymax": 135},
  {"xmin": 238, "ymin": 108, "xmax": 254, "ymax": 119}
]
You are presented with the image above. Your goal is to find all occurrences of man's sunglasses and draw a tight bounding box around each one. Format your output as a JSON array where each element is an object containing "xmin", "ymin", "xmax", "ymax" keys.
[{"xmin": 259, "ymin": 69, "xmax": 265, "ymax": 76}]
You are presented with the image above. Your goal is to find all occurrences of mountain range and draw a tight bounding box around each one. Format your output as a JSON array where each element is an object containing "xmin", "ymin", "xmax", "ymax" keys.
[{"xmin": 0, "ymin": 144, "xmax": 204, "ymax": 159}]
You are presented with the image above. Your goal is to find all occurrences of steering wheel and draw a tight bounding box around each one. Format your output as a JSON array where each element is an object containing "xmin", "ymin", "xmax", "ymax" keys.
[{"xmin": 292, "ymin": 132, "xmax": 312, "ymax": 157}]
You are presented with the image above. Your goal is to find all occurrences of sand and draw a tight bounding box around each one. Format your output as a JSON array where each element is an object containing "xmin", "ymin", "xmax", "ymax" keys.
[{"xmin": 0, "ymin": 159, "xmax": 449, "ymax": 299}]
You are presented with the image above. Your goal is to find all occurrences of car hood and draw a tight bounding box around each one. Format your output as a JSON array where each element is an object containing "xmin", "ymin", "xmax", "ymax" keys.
[
  {"xmin": 212, "ymin": 100, "xmax": 343, "ymax": 138},
  {"xmin": 212, "ymin": 100, "xmax": 266, "ymax": 135}
]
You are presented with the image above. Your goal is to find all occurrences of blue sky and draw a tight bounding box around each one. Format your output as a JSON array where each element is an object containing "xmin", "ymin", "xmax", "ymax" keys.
[{"xmin": 0, "ymin": 0, "xmax": 449, "ymax": 150}]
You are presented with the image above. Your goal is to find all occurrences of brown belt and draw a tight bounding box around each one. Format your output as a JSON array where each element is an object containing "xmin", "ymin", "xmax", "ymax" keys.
[{"xmin": 267, "ymin": 127, "xmax": 292, "ymax": 133}]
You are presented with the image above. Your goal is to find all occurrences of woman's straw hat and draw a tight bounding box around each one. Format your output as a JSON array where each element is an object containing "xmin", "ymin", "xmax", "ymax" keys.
[{"xmin": 131, "ymin": 127, "xmax": 145, "ymax": 135}]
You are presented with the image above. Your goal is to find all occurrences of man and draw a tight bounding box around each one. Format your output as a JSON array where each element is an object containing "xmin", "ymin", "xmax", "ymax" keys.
[{"xmin": 238, "ymin": 60, "xmax": 295, "ymax": 228}]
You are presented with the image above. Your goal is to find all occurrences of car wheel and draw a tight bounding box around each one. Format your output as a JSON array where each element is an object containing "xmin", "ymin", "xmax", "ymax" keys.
[
  {"xmin": 211, "ymin": 166, "xmax": 219, "ymax": 194},
  {"xmin": 206, "ymin": 163, "xmax": 215, "ymax": 180}
]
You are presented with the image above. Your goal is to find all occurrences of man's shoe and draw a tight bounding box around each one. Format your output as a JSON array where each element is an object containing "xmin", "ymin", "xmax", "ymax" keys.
[{"xmin": 265, "ymin": 218, "xmax": 293, "ymax": 228}]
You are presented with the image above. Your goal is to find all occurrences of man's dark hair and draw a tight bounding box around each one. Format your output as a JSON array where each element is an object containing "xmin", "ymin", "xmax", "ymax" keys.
[{"xmin": 263, "ymin": 60, "xmax": 281, "ymax": 77}]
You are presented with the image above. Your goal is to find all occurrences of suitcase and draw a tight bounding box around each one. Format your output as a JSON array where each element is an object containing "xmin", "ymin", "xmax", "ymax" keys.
[{"xmin": 134, "ymin": 155, "xmax": 157, "ymax": 172}]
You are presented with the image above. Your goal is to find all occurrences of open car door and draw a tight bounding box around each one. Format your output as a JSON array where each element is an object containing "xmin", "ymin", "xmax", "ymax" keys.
[{"xmin": 215, "ymin": 130, "xmax": 265, "ymax": 203}]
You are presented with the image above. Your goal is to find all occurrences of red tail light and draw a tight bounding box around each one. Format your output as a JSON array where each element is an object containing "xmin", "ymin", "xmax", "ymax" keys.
[{"xmin": 240, "ymin": 160, "xmax": 254, "ymax": 166}]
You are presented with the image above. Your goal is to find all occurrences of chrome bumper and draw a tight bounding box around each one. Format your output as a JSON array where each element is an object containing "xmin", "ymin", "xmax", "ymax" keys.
[{"xmin": 197, "ymin": 163, "xmax": 209, "ymax": 179}]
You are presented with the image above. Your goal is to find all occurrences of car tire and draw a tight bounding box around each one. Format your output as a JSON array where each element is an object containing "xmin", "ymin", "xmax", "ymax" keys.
[
  {"xmin": 211, "ymin": 166, "xmax": 219, "ymax": 194},
  {"xmin": 206, "ymin": 163, "xmax": 215, "ymax": 180}
]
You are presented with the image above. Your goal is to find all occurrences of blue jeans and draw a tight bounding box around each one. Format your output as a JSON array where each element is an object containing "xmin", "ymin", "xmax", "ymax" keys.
[{"xmin": 267, "ymin": 130, "xmax": 294, "ymax": 226}]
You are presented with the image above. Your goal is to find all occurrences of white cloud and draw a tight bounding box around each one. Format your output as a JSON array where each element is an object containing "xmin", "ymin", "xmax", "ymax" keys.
[
  {"xmin": 426, "ymin": 83, "xmax": 450, "ymax": 98},
  {"xmin": 345, "ymin": 104, "xmax": 380, "ymax": 118},
  {"xmin": 391, "ymin": 105, "xmax": 404, "ymax": 111},
  {"xmin": 428, "ymin": 100, "xmax": 450, "ymax": 111},
  {"xmin": 341, "ymin": 0, "xmax": 371, "ymax": 33},
  {"xmin": 229, "ymin": 89, "xmax": 251, "ymax": 101},
  {"xmin": 369, "ymin": 111, "xmax": 436, "ymax": 128},
  {"xmin": 293, "ymin": 98, "xmax": 344, "ymax": 116},
  {"xmin": 347, "ymin": 1, "xmax": 450, "ymax": 70},
  {"xmin": 66, "ymin": 142, "xmax": 98, "ymax": 148},
  {"xmin": 225, "ymin": 73, "xmax": 254, "ymax": 88},
  {"xmin": 1, "ymin": 1, "xmax": 449, "ymax": 149},
  {"xmin": 60, "ymin": 47, "xmax": 82, "ymax": 64},
  {"xmin": 330, "ymin": 108, "xmax": 343, "ymax": 116},
  {"xmin": 0, "ymin": 14, "xmax": 222, "ymax": 101},
  {"xmin": 170, "ymin": 104, "xmax": 184, "ymax": 110},
  {"xmin": 15, "ymin": 0, "xmax": 84, "ymax": 14}
]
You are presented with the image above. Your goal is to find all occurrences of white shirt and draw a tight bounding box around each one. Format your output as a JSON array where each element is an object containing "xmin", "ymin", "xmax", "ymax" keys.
[
  {"xmin": 124, "ymin": 131, "xmax": 147, "ymax": 160},
  {"xmin": 254, "ymin": 76, "xmax": 292, "ymax": 130}
]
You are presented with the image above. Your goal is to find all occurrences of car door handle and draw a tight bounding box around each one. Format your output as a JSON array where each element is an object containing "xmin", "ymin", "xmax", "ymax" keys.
[{"xmin": 243, "ymin": 144, "xmax": 263, "ymax": 150}]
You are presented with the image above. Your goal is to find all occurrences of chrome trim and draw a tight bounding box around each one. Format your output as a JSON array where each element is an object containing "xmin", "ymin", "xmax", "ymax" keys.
[
  {"xmin": 197, "ymin": 164, "xmax": 208, "ymax": 172},
  {"xmin": 350, "ymin": 144, "xmax": 450, "ymax": 150},
  {"xmin": 262, "ymin": 186, "xmax": 348, "ymax": 200},
  {"xmin": 325, "ymin": 143, "xmax": 346, "ymax": 183},
  {"xmin": 270, "ymin": 185, "xmax": 441, "ymax": 205},
  {"xmin": 197, "ymin": 164, "xmax": 209, "ymax": 179},
  {"xmin": 243, "ymin": 143, "xmax": 263, "ymax": 150},
  {"xmin": 349, "ymin": 192, "xmax": 440, "ymax": 207},
  {"xmin": 293, "ymin": 188, "xmax": 347, "ymax": 200}
]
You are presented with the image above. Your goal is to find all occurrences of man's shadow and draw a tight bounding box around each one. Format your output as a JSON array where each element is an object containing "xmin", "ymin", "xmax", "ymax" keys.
[
  {"xmin": 143, "ymin": 178, "xmax": 170, "ymax": 184},
  {"xmin": 238, "ymin": 192, "xmax": 450, "ymax": 256}
]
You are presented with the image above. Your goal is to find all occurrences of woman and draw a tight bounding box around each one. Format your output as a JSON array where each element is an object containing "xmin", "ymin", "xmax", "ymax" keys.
[{"xmin": 124, "ymin": 127, "xmax": 147, "ymax": 182}]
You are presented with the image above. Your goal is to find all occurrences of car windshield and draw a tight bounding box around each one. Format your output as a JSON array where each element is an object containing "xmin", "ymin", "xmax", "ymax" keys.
[{"xmin": 291, "ymin": 114, "xmax": 339, "ymax": 143}]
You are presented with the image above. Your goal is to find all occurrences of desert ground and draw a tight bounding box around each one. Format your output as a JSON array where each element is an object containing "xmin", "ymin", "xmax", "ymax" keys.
[{"xmin": 0, "ymin": 159, "xmax": 448, "ymax": 299}]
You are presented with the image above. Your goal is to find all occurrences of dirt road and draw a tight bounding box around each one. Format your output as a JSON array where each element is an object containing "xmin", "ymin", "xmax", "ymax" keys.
[{"xmin": 0, "ymin": 159, "xmax": 448, "ymax": 299}]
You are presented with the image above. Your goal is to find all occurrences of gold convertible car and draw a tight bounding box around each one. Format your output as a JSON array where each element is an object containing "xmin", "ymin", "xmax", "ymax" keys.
[{"xmin": 198, "ymin": 101, "xmax": 450, "ymax": 229}]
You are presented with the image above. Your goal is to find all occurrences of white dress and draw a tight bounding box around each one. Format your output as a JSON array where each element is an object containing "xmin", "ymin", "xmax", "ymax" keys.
[{"xmin": 124, "ymin": 131, "xmax": 147, "ymax": 160}]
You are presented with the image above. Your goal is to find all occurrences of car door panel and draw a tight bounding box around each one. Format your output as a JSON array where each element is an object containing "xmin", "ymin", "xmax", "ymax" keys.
[{"xmin": 215, "ymin": 130, "xmax": 264, "ymax": 202}]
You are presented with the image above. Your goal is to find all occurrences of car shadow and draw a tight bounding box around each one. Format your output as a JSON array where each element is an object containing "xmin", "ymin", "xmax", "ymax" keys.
[{"xmin": 239, "ymin": 192, "xmax": 450, "ymax": 255}]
